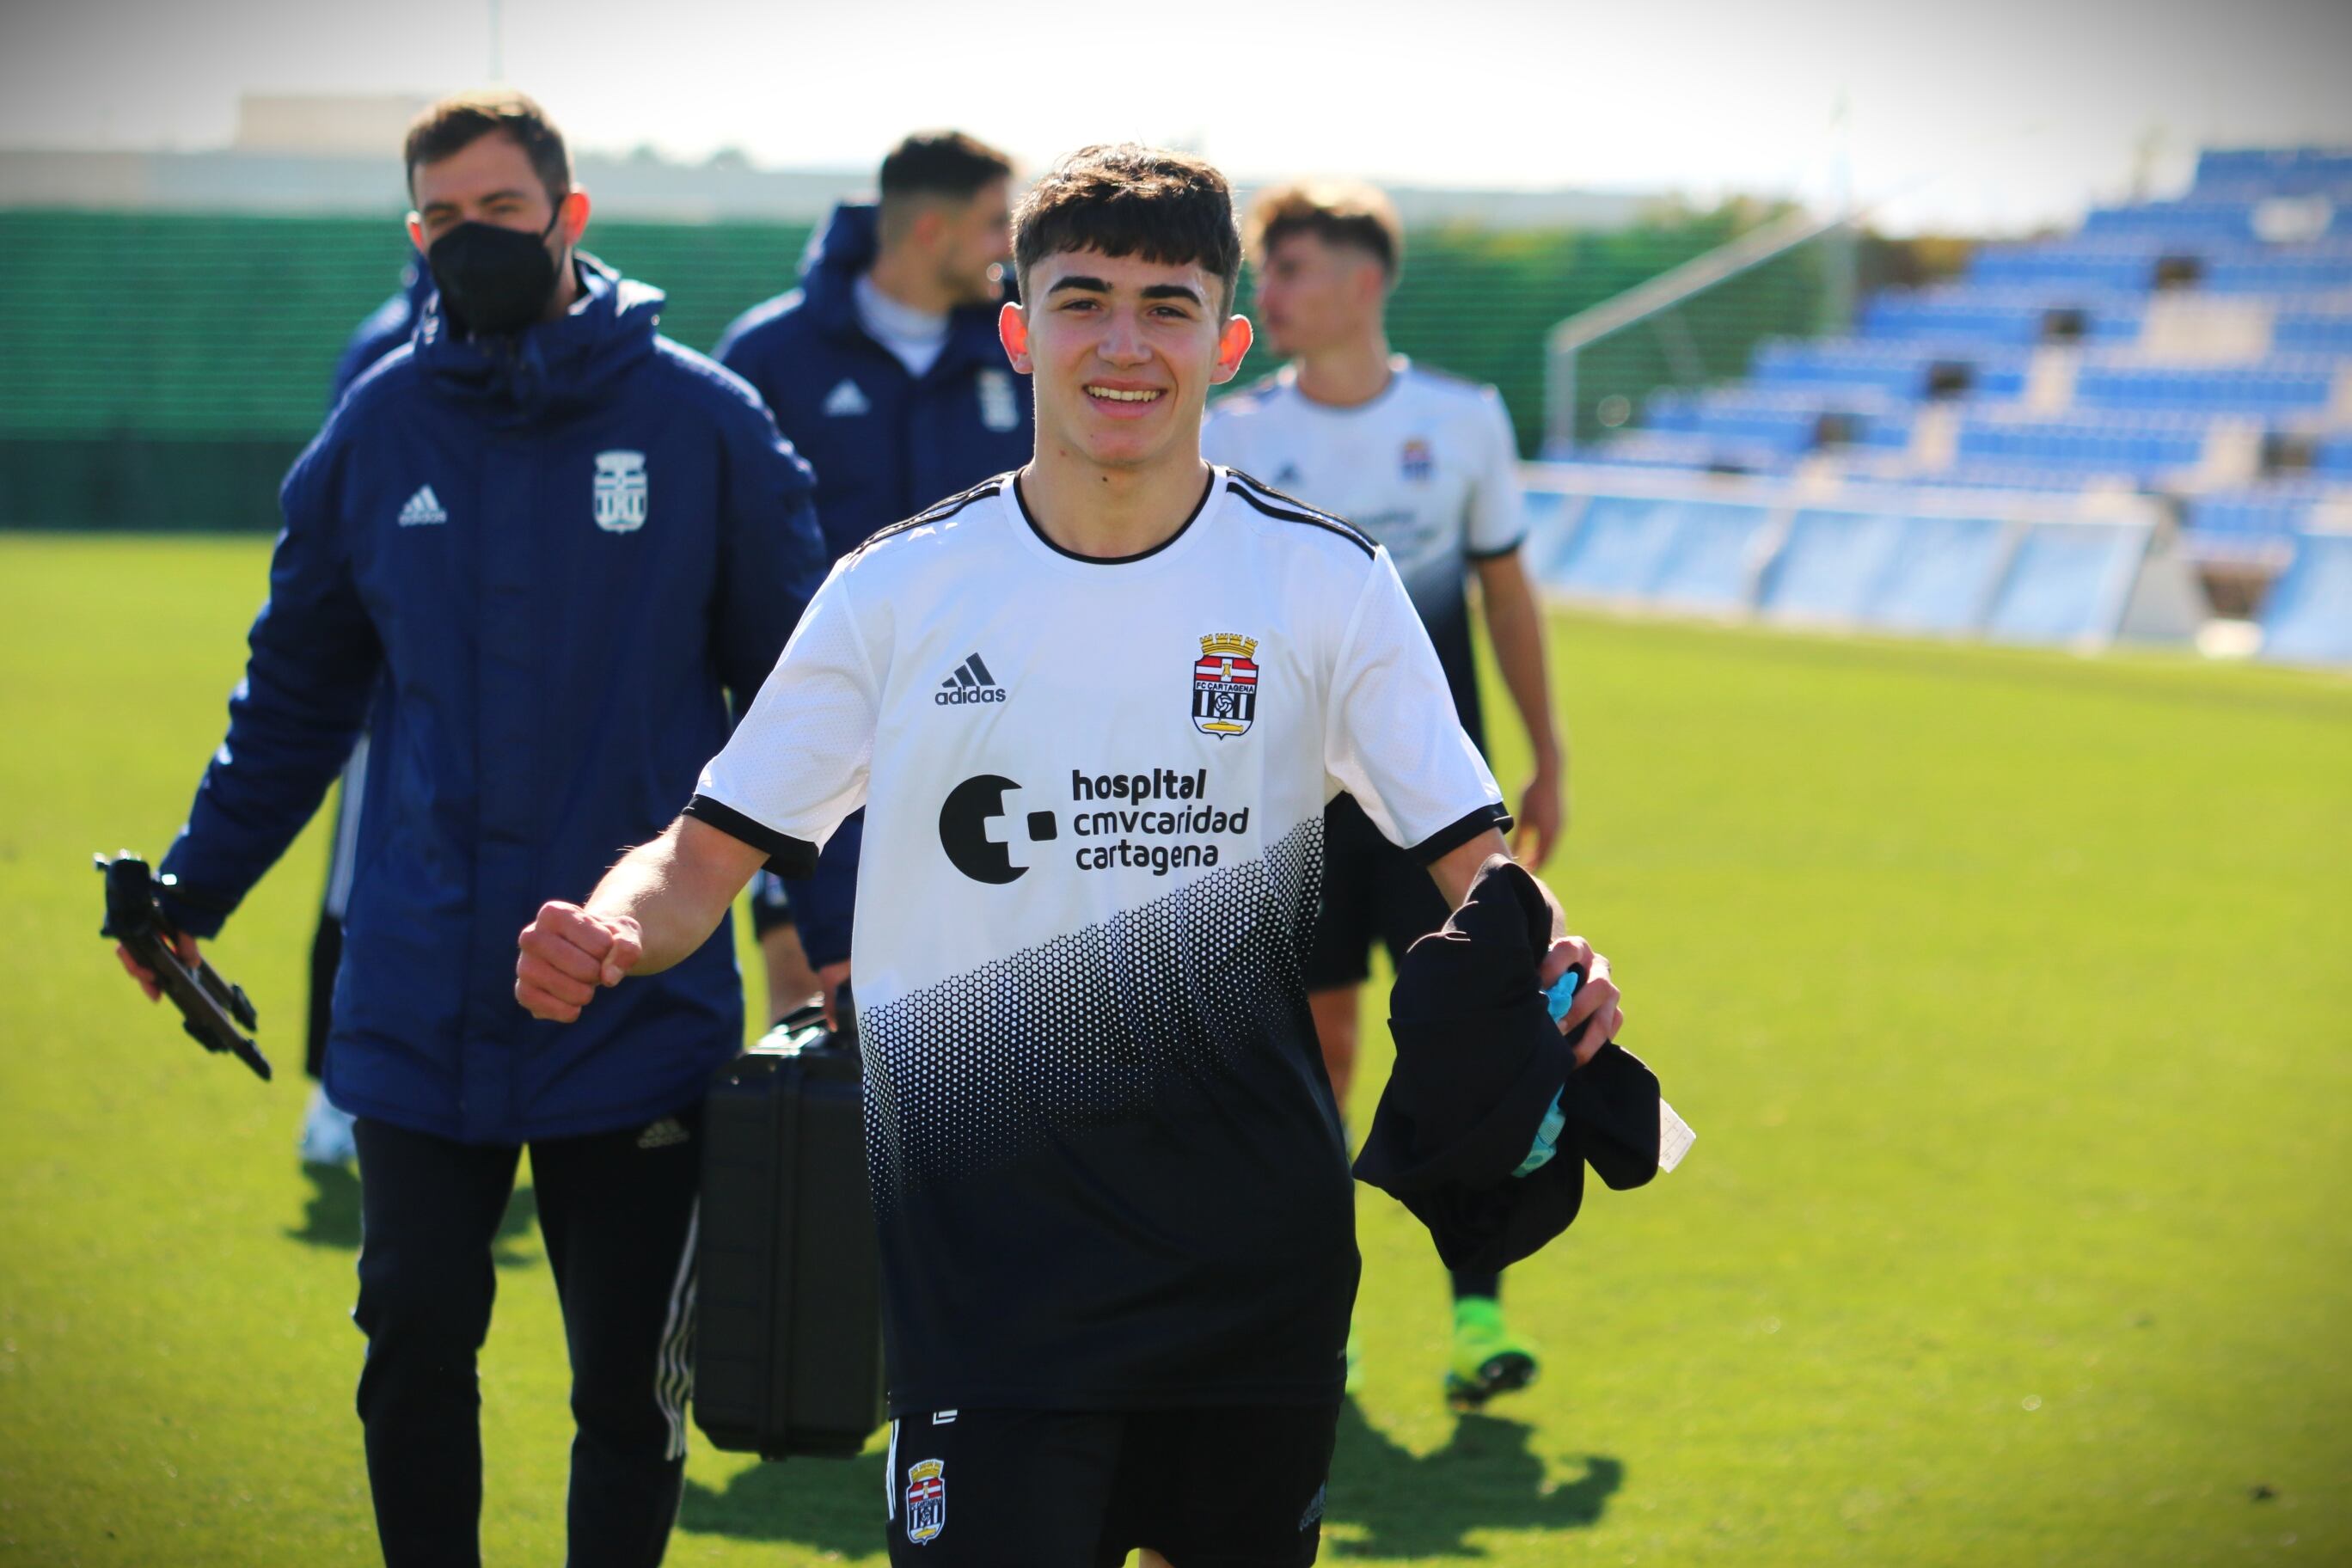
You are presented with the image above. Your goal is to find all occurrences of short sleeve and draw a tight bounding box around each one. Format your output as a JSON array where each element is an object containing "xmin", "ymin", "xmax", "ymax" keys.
[
  {"xmin": 1464, "ymin": 387, "xmax": 1526, "ymax": 560},
  {"xmin": 1325, "ymin": 549, "xmax": 1510, "ymax": 861},
  {"xmin": 687, "ymin": 557, "xmax": 876, "ymax": 876}
]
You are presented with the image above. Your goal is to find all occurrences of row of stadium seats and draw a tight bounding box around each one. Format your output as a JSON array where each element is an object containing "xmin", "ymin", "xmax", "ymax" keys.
[
  {"xmin": 1967, "ymin": 242, "xmax": 2352, "ymax": 295},
  {"xmin": 1749, "ymin": 339, "xmax": 2032, "ymax": 399},
  {"xmin": 2074, "ymin": 358, "xmax": 2341, "ymax": 413},
  {"xmin": 2190, "ymin": 147, "xmax": 2352, "ymax": 198},
  {"xmin": 2079, "ymin": 200, "xmax": 2350, "ymax": 243},
  {"xmin": 1859, "ymin": 288, "xmax": 2146, "ymax": 346},
  {"xmin": 1954, "ymin": 413, "xmax": 2209, "ymax": 481},
  {"xmin": 2275, "ymin": 311, "xmax": 2352, "ymax": 352}
]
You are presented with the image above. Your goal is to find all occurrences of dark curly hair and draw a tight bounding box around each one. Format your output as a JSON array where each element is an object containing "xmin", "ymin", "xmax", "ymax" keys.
[{"xmin": 1013, "ymin": 144, "xmax": 1242, "ymax": 315}]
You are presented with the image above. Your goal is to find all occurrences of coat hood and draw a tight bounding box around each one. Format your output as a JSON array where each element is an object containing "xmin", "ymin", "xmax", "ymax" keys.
[
  {"xmin": 798, "ymin": 202, "xmax": 1011, "ymax": 358},
  {"xmin": 414, "ymin": 254, "xmax": 661, "ymax": 422}
]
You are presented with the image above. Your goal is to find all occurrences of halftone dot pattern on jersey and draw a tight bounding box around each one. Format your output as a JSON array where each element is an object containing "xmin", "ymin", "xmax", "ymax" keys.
[{"xmin": 860, "ymin": 817, "xmax": 1326, "ymax": 1214}]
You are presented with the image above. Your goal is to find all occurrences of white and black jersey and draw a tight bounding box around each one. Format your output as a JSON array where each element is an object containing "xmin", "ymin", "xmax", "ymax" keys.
[
  {"xmin": 1203, "ymin": 358, "xmax": 1525, "ymax": 747},
  {"xmin": 689, "ymin": 468, "xmax": 1507, "ymax": 1414}
]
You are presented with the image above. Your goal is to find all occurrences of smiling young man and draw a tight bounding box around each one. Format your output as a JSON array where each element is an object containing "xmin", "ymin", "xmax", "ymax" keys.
[
  {"xmin": 119, "ymin": 91, "xmax": 827, "ymax": 1566},
  {"xmin": 1203, "ymin": 182, "xmax": 1566, "ymax": 1408},
  {"xmin": 516, "ymin": 144, "xmax": 1623, "ymax": 1566}
]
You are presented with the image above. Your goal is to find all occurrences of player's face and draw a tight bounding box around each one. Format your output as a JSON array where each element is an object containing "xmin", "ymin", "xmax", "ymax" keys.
[
  {"xmin": 1253, "ymin": 232, "xmax": 1382, "ymax": 358},
  {"xmin": 406, "ymin": 132, "xmax": 580, "ymax": 254},
  {"xmin": 934, "ymin": 178, "xmax": 1014, "ymax": 308},
  {"xmin": 1001, "ymin": 248, "xmax": 1252, "ymax": 472}
]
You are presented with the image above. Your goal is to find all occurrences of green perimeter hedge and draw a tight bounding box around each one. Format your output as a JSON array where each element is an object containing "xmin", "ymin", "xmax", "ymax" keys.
[{"xmin": 0, "ymin": 206, "xmax": 1871, "ymax": 530}]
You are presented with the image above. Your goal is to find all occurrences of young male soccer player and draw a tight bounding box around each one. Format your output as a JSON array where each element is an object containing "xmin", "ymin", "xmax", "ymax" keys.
[
  {"xmin": 714, "ymin": 130, "xmax": 1031, "ymax": 1024},
  {"xmin": 1202, "ymin": 181, "xmax": 1566, "ymax": 1407},
  {"xmin": 517, "ymin": 144, "xmax": 1623, "ymax": 1565}
]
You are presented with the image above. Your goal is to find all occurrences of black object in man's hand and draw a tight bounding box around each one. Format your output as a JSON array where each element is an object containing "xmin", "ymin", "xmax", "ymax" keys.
[{"xmin": 95, "ymin": 853, "xmax": 271, "ymax": 1081}]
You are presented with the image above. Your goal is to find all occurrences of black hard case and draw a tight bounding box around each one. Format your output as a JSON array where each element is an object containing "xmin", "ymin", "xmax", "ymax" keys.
[{"xmin": 693, "ymin": 1007, "xmax": 885, "ymax": 1459}]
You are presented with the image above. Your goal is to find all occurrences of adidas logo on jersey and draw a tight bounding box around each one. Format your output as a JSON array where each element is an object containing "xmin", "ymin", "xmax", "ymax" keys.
[
  {"xmin": 935, "ymin": 652, "xmax": 1007, "ymax": 706},
  {"xmin": 396, "ymin": 485, "xmax": 448, "ymax": 526},
  {"xmin": 823, "ymin": 378, "xmax": 871, "ymax": 417}
]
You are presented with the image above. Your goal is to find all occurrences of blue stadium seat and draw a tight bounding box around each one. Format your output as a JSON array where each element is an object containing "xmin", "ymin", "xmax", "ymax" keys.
[
  {"xmin": 2200, "ymin": 250, "xmax": 2352, "ymax": 294},
  {"xmin": 2179, "ymin": 484, "xmax": 2343, "ymax": 561},
  {"xmin": 2073, "ymin": 357, "xmax": 2338, "ymax": 413},
  {"xmin": 1859, "ymin": 287, "xmax": 2147, "ymax": 347},
  {"xmin": 1749, "ymin": 339, "xmax": 2030, "ymax": 400},
  {"xmin": 2272, "ymin": 311, "xmax": 2352, "ymax": 352},
  {"xmin": 2079, "ymin": 202, "xmax": 2259, "ymax": 242},
  {"xmin": 1954, "ymin": 412, "xmax": 2208, "ymax": 481},
  {"xmin": 2193, "ymin": 147, "xmax": 2352, "ymax": 200}
]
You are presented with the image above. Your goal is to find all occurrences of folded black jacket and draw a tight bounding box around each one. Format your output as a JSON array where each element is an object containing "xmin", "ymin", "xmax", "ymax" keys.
[{"xmin": 1352, "ymin": 854, "xmax": 1668, "ymax": 1275}]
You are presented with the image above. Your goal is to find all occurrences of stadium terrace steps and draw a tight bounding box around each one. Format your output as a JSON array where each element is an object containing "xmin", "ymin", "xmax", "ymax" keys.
[{"xmin": 1578, "ymin": 143, "xmax": 2352, "ymax": 660}]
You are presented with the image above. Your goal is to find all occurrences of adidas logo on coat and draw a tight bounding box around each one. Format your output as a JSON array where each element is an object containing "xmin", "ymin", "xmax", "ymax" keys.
[{"xmin": 397, "ymin": 485, "xmax": 449, "ymax": 526}]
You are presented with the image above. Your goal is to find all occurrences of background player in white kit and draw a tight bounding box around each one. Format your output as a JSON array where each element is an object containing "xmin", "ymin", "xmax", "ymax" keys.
[
  {"xmin": 515, "ymin": 144, "xmax": 1623, "ymax": 1565},
  {"xmin": 1203, "ymin": 181, "xmax": 1567, "ymax": 1408}
]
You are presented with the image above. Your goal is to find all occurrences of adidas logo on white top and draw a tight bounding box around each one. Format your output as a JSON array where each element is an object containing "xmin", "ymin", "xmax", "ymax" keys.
[
  {"xmin": 396, "ymin": 485, "xmax": 449, "ymax": 527},
  {"xmin": 823, "ymin": 378, "xmax": 871, "ymax": 417},
  {"xmin": 934, "ymin": 652, "xmax": 1006, "ymax": 706}
]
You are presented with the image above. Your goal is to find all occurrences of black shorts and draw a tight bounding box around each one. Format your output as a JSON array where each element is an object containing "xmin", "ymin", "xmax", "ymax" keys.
[
  {"xmin": 884, "ymin": 1403, "xmax": 1338, "ymax": 1566},
  {"xmin": 749, "ymin": 869, "xmax": 794, "ymax": 938},
  {"xmin": 1303, "ymin": 793, "xmax": 1450, "ymax": 992}
]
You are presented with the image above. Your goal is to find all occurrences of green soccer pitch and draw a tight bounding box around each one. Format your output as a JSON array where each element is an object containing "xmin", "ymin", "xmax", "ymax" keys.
[{"xmin": 2, "ymin": 533, "xmax": 2346, "ymax": 1565}]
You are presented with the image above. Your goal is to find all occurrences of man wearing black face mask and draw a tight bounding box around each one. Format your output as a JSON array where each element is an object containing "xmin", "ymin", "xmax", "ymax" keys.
[{"xmin": 116, "ymin": 90, "xmax": 829, "ymax": 1567}]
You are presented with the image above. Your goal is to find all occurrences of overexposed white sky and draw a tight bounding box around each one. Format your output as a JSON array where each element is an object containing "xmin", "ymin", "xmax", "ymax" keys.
[{"xmin": 3, "ymin": 0, "xmax": 2349, "ymax": 234}]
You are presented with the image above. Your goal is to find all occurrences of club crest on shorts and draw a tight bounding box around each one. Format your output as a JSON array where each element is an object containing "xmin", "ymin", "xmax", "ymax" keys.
[
  {"xmin": 1193, "ymin": 633, "xmax": 1259, "ymax": 738},
  {"xmin": 904, "ymin": 1457, "xmax": 946, "ymax": 1543},
  {"xmin": 592, "ymin": 450, "xmax": 648, "ymax": 534}
]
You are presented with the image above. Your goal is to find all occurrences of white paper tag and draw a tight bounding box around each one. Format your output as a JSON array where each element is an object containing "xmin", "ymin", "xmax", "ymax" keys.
[{"xmin": 1657, "ymin": 1100, "xmax": 1696, "ymax": 1173}]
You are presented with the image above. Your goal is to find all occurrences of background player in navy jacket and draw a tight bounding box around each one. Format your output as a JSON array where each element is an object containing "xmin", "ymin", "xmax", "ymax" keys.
[
  {"xmin": 115, "ymin": 92, "xmax": 827, "ymax": 1567},
  {"xmin": 714, "ymin": 130, "xmax": 1030, "ymax": 1021},
  {"xmin": 296, "ymin": 260, "xmax": 438, "ymax": 1169}
]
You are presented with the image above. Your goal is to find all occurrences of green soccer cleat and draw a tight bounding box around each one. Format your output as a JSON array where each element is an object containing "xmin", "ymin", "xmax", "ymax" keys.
[{"xmin": 1443, "ymin": 1296, "xmax": 1540, "ymax": 1410}]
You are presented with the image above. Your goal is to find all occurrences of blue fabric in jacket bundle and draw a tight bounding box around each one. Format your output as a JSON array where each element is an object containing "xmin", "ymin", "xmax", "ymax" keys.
[
  {"xmin": 331, "ymin": 261, "xmax": 437, "ymax": 401},
  {"xmin": 159, "ymin": 259, "xmax": 828, "ymax": 1145},
  {"xmin": 712, "ymin": 204, "xmax": 1035, "ymax": 966}
]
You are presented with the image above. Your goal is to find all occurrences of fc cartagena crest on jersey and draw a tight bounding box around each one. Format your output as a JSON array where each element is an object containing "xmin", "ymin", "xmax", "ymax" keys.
[
  {"xmin": 904, "ymin": 1457, "xmax": 946, "ymax": 1543},
  {"xmin": 1400, "ymin": 438, "xmax": 1434, "ymax": 481},
  {"xmin": 592, "ymin": 450, "xmax": 648, "ymax": 533},
  {"xmin": 1193, "ymin": 633, "xmax": 1259, "ymax": 738}
]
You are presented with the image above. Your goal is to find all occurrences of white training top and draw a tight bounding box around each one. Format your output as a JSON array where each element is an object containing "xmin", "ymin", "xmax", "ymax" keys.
[
  {"xmin": 686, "ymin": 465, "xmax": 1506, "ymax": 1413},
  {"xmin": 1201, "ymin": 356, "xmax": 1525, "ymax": 625}
]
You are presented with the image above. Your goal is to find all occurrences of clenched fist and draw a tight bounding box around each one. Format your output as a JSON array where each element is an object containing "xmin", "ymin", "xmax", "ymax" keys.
[
  {"xmin": 516, "ymin": 902, "xmax": 644, "ymax": 1023},
  {"xmin": 1538, "ymin": 934, "xmax": 1623, "ymax": 1070}
]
